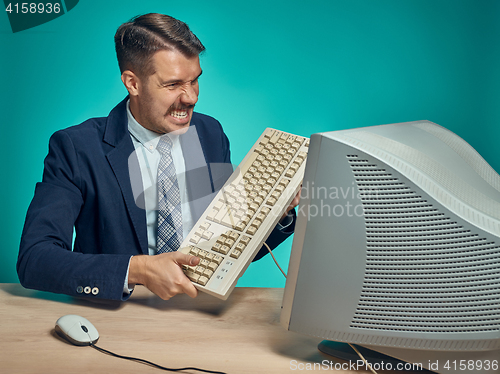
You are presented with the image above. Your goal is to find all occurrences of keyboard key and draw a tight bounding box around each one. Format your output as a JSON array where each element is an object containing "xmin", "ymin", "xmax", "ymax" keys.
[
  {"xmin": 266, "ymin": 197, "xmax": 277, "ymax": 206},
  {"xmin": 213, "ymin": 255, "xmax": 224, "ymax": 264},
  {"xmin": 260, "ymin": 207, "xmax": 271, "ymax": 215},
  {"xmin": 269, "ymin": 131, "xmax": 282, "ymax": 144},
  {"xmin": 252, "ymin": 218, "xmax": 262, "ymax": 228},
  {"xmin": 203, "ymin": 269, "xmax": 214, "ymax": 278},
  {"xmin": 202, "ymin": 231, "xmax": 214, "ymax": 240},
  {"xmin": 198, "ymin": 276, "xmax": 209, "ymax": 286},
  {"xmin": 208, "ymin": 262, "xmax": 219, "ymax": 272},
  {"xmin": 200, "ymin": 222, "xmax": 211, "ymax": 231},
  {"xmin": 220, "ymin": 211, "xmax": 238, "ymax": 228},
  {"xmin": 279, "ymin": 179, "xmax": 290, "ymax": 188},
  {"xmin": 219, "ymin": 245, "xmax": 231, "ymax": 255},
  {"xmin": 240, "ymin": 235, "xmax": 251, "ymax": 246},
  {"xmin": 213, "ymin": 201, "xmax": 224, "ymax": 210},
  {"xmin": 228, "ymin": 231, "xmax": 240, "ymax": 241},
  {"xmin": 240, "ymin": 215, "xmax": 251, "ymax": 225},
  {"xmin": 200, "ymin": 259, "xmax": 210, "ymax": 267},
  {"xmin": 206, "ymin": 209, "xmax": 218, "ymax": 221},
  {"xmin": 235, "ymin": 222, "xmax": 246, "ymax": 231},
  {"xmin": 185, "ymin": 270, "xmax": 200, "ymax": 282},
  {"xmin": 230, "ymin": 249, "xmax": 242, "ymax": 259},
  {"xmin": 213, "ymin": 208, "xmax": 227, "ymax": 223},
  {"xmin": 246, "ymin": 226, "xmax": 257, "ymax": 235},
  {"xmin": 271, "ymin": 191, "xmax": 281, "ymax": 200}
]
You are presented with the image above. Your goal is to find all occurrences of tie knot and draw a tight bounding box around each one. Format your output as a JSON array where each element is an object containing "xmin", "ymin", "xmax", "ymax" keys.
[{"xmin": 157, "ymin": 136, "xmax": 173, "ymax": 155}]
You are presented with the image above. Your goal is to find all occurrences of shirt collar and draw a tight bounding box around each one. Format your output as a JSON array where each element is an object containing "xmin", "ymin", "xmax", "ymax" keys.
[{"xmin": 126, "ymin": 100, "xmax": 180, "ymax": 153}]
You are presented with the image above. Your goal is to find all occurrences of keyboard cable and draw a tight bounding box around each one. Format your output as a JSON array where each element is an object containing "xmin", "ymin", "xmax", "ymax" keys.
[{"xmin": 263, "ymin": 242, "xmax": 287, "ymax": 278}]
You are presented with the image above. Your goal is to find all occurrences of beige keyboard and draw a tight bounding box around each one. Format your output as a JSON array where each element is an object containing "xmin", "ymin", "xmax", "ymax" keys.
[{"xmin": 179, "ymin": 128, "xmax": 309, "ymax": 299}]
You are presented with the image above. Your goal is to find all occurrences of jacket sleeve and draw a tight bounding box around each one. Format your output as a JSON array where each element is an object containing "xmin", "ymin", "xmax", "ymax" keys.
[{"xmin": 17, "ymin": 130, "xmax": 132, "ymax": 301}]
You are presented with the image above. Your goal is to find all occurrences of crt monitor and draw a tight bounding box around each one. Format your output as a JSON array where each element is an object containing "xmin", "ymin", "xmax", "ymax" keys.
[{"xmin": 281, "ymin": 121, "xmax": 500, "ymax": 374}]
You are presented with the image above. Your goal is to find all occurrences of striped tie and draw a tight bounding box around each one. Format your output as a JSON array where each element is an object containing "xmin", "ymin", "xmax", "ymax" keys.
[{"xmin": 156, "ymin": 136, "xmax": 183, "ymax": 254}]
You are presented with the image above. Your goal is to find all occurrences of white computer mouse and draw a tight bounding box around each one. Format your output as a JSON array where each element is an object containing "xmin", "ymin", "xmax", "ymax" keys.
[{"xmin": 55, "ymin": 314, "xmax": 99, "ymax": 346}]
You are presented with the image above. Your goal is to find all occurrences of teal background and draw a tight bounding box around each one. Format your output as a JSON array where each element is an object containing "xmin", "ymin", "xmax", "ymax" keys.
[{"xmin": 1, "ymin": 1, "xmax": 499, "ymax": 288}]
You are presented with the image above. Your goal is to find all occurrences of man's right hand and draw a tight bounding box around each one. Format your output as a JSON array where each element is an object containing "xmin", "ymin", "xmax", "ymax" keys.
[{"xmin": 129, "ymin": 252, "xmax": 200, "ymax": 300}]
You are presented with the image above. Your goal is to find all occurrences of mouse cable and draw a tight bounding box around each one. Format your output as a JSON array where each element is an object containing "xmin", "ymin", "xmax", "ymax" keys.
[
  {"xmin": 263, "ymin": 242, "xmax": 287, "ymax": 278},
  {"xmin": 89, "ymin": 343, "xmax": 227, "ymax": 374}
]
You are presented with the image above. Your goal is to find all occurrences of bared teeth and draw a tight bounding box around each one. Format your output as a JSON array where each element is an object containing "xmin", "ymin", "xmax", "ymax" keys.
[{"xmin": 171, "ymin": 110, "xmax": 188, "ymax": 119}]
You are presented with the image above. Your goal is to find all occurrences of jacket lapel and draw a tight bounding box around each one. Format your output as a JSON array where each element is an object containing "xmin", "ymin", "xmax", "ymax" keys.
[{"xmin": 103, "ymin": 98, "xmax": 148, "ymax": 255}]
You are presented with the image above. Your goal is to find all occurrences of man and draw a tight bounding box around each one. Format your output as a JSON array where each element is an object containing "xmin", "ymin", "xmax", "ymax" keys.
[{"xmin": 18, "ymin": 13, "xmax": 297, "ymax": 301}]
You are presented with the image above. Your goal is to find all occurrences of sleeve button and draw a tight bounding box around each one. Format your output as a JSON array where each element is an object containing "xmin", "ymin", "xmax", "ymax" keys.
[
  {"xmin": 91, "ymin": 287, "xmax": 99, "ymax": 295},
  {"xmin": 76, "ymin": 286, "xmax": 83, "ymax": 294},
  {"xmin": 84, "ymin": 286, "xmax": 91, "ymax": 294}
]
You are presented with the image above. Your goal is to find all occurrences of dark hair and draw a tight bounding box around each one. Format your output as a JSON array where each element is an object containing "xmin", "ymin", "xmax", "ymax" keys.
[{"xmin": 114, "ymin": 13, "xmax": 205, "ymax": 78}]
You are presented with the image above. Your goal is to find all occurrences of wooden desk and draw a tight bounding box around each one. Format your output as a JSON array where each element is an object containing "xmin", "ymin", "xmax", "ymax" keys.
[{"xmin": 0, "ymin": 284, "xmax": 416, "ymax": 373}]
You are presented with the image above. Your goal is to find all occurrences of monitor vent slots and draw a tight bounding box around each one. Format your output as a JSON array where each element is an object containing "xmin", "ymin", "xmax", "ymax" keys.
[{"xmin": 346, "ymin": 155, "xmax": 500, "ymax": 333}]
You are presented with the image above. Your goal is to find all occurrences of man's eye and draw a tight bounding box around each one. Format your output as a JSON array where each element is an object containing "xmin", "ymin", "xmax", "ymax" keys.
[{"xmin": 163, "ymin": 82, "xmax": 180, "ymax": 89}]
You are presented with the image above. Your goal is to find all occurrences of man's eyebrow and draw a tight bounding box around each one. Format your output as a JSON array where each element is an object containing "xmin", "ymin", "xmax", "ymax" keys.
[{"xmin": 160, "ymin": 71, "xmax": 203, "ymax": 86}]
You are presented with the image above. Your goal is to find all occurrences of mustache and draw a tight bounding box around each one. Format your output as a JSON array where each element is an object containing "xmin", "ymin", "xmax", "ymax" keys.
[{"xmin": 168, "ymin": 104, "xmax": 195, "ymax": 112}]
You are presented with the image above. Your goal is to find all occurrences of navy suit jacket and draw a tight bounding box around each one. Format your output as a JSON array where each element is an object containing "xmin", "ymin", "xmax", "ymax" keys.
[{"xmin": 18, "ymin": 98, "xmax": 294, "ymax": 300}]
